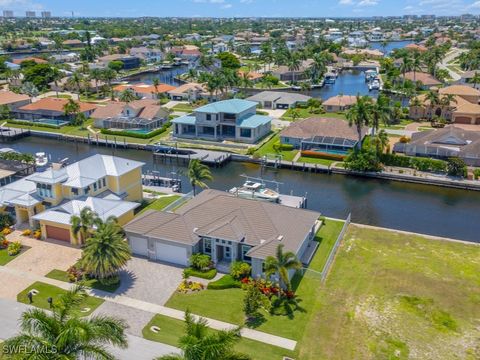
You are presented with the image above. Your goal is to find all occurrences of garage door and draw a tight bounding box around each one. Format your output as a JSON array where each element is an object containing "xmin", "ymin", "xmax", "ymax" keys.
[
  {"xmin": 455, "ymin": 116, "xmax": 472, "ymax": 124},
  {"xmin": 155, "ymin": 241, "xmax": 187, "ymax": 266},
  {"xmin": 45, "ymin": 225, "xmax": 70, "ymax": 242},
  {"xmin": 129, "ymin": 236, "xmax": 148, "ymax": 257}
]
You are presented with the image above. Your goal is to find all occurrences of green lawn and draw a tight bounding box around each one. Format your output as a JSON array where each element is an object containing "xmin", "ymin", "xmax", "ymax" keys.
[
  {"xmin": 17, "ymin": 282, "xmax": 104, "ymax": 316},
  {"xmin": 45, "ymin": 269, "xmax": 121, "ymax": 293},
  {"xmin": 297, "ymin": 156, "xmax": 337, "ymax": 166},
  {"xmin": 172, "ymin": 103, "xmax": 195, "ymax": 113},
  {"xmin": 139, "ymin": 195, "xmax": 182, "ymax": 214},
  {"xmin": 254, "ymin": 133, "xmax": 298, "ymax": 161},
  {"xmin": 296, "ymin": 225, "xmax": 480, "ymax": 360},
  {"xmin": 0, "ymin": 246, "xmax": 28, "ymax": 266},
  {"xmin": 142, "ymin": 314, "xmax": 295, "ymax": 360},
  {"xmin": 309, "ymin": 218, "xmax": 345, "ymax": 272}
]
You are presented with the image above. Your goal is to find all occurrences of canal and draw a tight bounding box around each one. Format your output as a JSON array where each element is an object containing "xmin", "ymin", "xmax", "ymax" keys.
[{"xmin": 6, "ymin": 136, "xmax": 480, "ymax": 243}]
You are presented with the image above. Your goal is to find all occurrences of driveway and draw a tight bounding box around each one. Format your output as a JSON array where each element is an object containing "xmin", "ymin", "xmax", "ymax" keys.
[
  {"xmin": 5, "ymin": 231, "xmax": 81, "ymax": 276},
  {"xmin": 115, "ymin": 257, "xmax": 184, "ymax": 305}
]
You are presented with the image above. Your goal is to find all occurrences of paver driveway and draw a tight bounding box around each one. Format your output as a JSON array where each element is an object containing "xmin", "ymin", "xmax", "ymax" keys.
[
  {"xmin": 114, "ymin": 257, "xmax": 184, "ymax": 305},
  {"xmin": 5, "ymin": 232, "xmax": 81, "ymax": 276}
]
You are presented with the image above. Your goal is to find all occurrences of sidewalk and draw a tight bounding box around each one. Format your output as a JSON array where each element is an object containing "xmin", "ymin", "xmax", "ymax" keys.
[{"xmin": 0, "ymin": 266, "xmax": 297, "ymax": 351}]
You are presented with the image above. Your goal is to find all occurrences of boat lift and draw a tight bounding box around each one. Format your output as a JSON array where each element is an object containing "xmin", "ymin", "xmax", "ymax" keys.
[{"xmin": 239, "ymin": 174, "xmax": 283, "ymax": 193}]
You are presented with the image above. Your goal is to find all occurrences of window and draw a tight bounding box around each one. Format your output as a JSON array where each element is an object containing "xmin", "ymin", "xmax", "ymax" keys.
[
  {"xmin": 98, "ymin": 180, "xmax": 102, "ymax": 188},
  {"xmin": 102, "ymin": 178, "xmax": 106, "ymax": 187},
  {"xmin": 84, "ymin": 187, "xmax": 89, "ymax": 195},
  {"xmin": 93, "ymin": 183, "xmax": 97, "ymax": 191},
  {"xmin": 203, "ymin": 238, "xmax": 212, "ymax": 254},
  {"xmin": 240, "ymin": 128, "xmax": 251, "ymax": 138},
  {"xmin": 206, "ymin": 114, "xmax": 211, "ymax": 121},
  {"xmin": 241, "ymin": 245, "xmax": 251, "ymax": 263},
  {"xmin": 72, "ymin": 188, "xmax": 78, "ymax": 195}
]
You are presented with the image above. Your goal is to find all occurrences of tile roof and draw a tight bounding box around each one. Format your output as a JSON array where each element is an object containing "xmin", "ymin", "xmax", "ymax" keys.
[
  {"xmin": 12, "ymin": 57, "xmax": 47, "ymax": 65},
  {"xmin": 439, "ymin": 85, "xmax": 480, "ymax": 97},
  {"xmin": 402, "ymin": 72, "xmax": 442, "ymax": 86},
  {"xmin": 0, "ymin": 91, "xmax": 30, "ymax": 105},
  {"xmin": 246, "ymin": 91, "xmax": 311, "ymax": 104},
  {"xmin": 19, "ymin": 98, "xmax": 97, "ymax": 113},
  {"xmin": 281, "ymin": 117, "xmax": 367, "ymax": 141},
  {"xmin": 113, "ymin": 83, "xmax": 176, "ymax": 94},
  {"xmin": 323, "ymin": 95, "xmax": 358, "ymax": 107}
]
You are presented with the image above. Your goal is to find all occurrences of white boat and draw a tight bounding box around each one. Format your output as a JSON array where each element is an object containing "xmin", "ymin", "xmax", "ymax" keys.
[
  {"xmin": 35, "ymin": 152, "xmax": 48, "ymax": 167},
  {"xmin": 369, "ymin": 80, "xmax": 381, "ymax": 91},
  {"xmin": 229, "ymin": 181, "xmax": 280, "ymax": 202}
]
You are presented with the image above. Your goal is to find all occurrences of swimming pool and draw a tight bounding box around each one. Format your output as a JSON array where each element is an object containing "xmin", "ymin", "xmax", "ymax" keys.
[
  {"xmin": 124, "ymin": 129, "xmax": 153, "ymax": 135},
  {"xmin": 33, "ymin": 119, "xmax": 69, "ymax": 127},
  {"xmin": 311, "ymin": 148, "xmax": 349, "ymax": 155}
]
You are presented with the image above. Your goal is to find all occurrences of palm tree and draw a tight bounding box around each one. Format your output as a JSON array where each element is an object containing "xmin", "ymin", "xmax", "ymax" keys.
[
  {"xmin": 187, "ymin": 159, "xmax": 213, "ymax": 196},
  {"xmin": 346, "ymin": 95, "xmax": 373, "ymax": 150},
  {"xmin": 119, "ymin": 88, "xmax": 136, "ymax": 103},
  {"xmin": 264, "ymin": 244, "xmax": 301, "ymax": 291},
  {"xmin": 411, "ymin": 51, "xmax": 423, "ymax": 83},
  {"xmin": 70, "ymin": 207, "xmax": 96, "ymax": 245},
  {"xmin": 153, "ymin": 78, "xmax": 161, "ymax": 99},
  {"xmin": 101, "ymin": 68, "xmax": 117, "ymax": 100},
  {"xmin": 90, "ymin": 68, "xmax": 102, "ymax": 96},
  {"xmin": 63, "ymin": 98, "xmax": 81, "ymax": 122},
  {"xmin": 80, "ymin": 217, "xmax": 131, "ymax": 281},
  {"xmin": 370, "ymin": 94, "xmax": 391, "ymax": 135},
  {"xmin": 67, "ymin": 71, "xmax": 83, "ymax": 94},
  {"xmin": 239, "ymin": 72, "xmax": 253, "ymax": 92},
  {"xmin": 470, "ymin": 71, "xmax": 480, "ymax": 90},
  {"xmin": 425, "ymin": 90, "xmax": 440, "ymax": 119},
  {"xmin": 399, "ymin": 54, "xmax": 412, "ymax": 85},
  {"xmin": 157, "ymin": 310, "xmax": 249, "ymax": 360},
  {"xmin": 3, "ymin": 285, "xmax": 128, "ymax": 359},
  {"xmin": 286, "ymin": 52, "xmax": 301, "ymax": 84}
]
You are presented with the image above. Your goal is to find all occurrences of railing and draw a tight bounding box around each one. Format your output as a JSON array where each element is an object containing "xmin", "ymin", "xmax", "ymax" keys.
[{"xmin": 163, "ymin": 191, "xmax": 194, "ymax": 212}]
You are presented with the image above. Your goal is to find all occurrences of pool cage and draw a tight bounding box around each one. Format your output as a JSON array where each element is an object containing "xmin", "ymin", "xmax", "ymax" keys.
[{"xmin": 300, "ymin": 135, "xmax": 358, "ymax": 154}]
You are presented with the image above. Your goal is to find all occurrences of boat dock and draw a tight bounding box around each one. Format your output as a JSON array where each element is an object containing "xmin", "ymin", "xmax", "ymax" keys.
[
  {"xmin": 142, "ymin": 171, "xmax": 182, "ymax": 192},
  {"xmin": 0, "ymin": 127, "xmax": 31, "ymax": 141},
  {"xmin": 153, "ymin": 148, "xmax": 231, "ymax": 167},
  {"xmin": 278, "ymin": 193, "xmax": 307, "ymax": 208}
]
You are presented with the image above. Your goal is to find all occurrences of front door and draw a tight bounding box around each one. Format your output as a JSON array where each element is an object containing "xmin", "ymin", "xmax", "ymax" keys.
[{"xmin": 216, "ymin": 245, "xmax": 224, "ymax": 261}]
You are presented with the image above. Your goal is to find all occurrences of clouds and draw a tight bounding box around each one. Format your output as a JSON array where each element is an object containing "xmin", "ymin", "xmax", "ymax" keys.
[{"xmin": 339, "ymin": 0, "xmax": 379, "ymax": 7}]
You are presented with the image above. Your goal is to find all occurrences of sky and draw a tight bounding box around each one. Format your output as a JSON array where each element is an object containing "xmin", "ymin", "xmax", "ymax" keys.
[{"xmin": 1, "ymin": 0, "xmax": 480, "ymax": 18}]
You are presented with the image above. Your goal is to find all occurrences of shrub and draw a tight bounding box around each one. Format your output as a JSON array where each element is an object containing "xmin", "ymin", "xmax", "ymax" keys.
[
  {"xmin": 98, "ymin": 274, "xmax": 120, "ymax": 286},
  {"xmin": 7, "ymin": 241, "xmax": 21, "ymax": 256},
  {"xmin": 2, "ymin": 227, "xmax": 12, "ymax": 235},
  {"xmin": 447, "ymin": 157, "xmax": 467, "ymax": 177},
  {"xmin": 100, "ymin": 121, "xmax": 171, "ymax": 139},
  {"xmin": 473, "ymin": 169, "xmax": 480, "ymax": 180},
  {"xmin": 33, "ymin": 230, "xmax": 42, "ymax": 239},
  {"xmin": 1, "ymin": 239, "xmax": 10, "ymax": 249},
  {"xmin": 207, "ymin": 275, "xmax": 242, "ymax": 290},
  {"xmin": 183, "ymin": 267, "xmax": 217, "ymax": 280},
  {"xmin": 301, "ymin": 150, "xmax": 346, "ymax": 161},
  {"xmin": 0, "ymin": 214, "xmax": 13, "ymax": 229},
  {"xmin": 230, "ymin": 261, "xmax": 252, "ymax": 280},
  {"xmin": 243, "ymin": 283, "xmax": 271, "ymax": 318},
  {"xmin": 22, "ymin": 229, "xmax": 32, "ymax": 236},
  {"xmin": 256, "ymin": 110, "xmax": 269, "ymax": 115},
  {"xmin": 67, "ymin": 265, "xmax": 84, "ymax": 282},
  {"xmin": 177, "ymin": 279, "xmax": 205, "ymax": 293},
  {"xmin": 399, "ymin": 136, "xmax": 411, "ymax": 143},
  {"xmin": 7, "ymin": 119, "xmax": 61, "ymax": 129},
  {"xmin": 189, "ymin": 253, "xmax": 212, "ymax": 271}
]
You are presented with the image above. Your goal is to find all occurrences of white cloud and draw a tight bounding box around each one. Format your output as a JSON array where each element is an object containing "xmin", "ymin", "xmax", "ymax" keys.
[
  {"xmin": 358, "ymin": 0, "xmax": 379, "ymax": 6},
  {"xmin": 339, "ymin": 0, "xmax": 354, "ymax": 4}
]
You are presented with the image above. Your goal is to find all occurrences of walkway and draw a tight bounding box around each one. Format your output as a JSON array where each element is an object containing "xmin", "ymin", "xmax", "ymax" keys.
[
  {"xmin": 438, "ymin": 48, "xmax": 467, "ymax": 81},
  {"xmin": 0, "ymin": 266, "xmax": 297, "ymax": 351}
]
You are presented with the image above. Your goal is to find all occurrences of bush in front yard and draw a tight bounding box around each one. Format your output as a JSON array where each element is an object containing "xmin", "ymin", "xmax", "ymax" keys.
[
  {"xmin": 0, "ymin": 214, "xmax": 13, "ymax": 229},
  {"xmin": 189, "ymin": 254, "xmax": 212, "ymax": 271},
  {"xmin": 207, "ymin": 275, "xmax": 242, "ymax": 290},
  {"xmin": 7, "ymin": 241, "xmax": 22, "ymax": 256},
  {"xmin": 183, "ymin": 267, "xmax": 217, "ymax": 280},
  {"xmin": 230, "ymin": 261, "xmax": 251, "ymax": 280}
]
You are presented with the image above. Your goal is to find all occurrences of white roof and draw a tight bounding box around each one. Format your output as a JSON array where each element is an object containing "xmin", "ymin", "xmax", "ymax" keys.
[{"xmin": 0, "ymin": 176, "xmax": 38, "ymax": 206}]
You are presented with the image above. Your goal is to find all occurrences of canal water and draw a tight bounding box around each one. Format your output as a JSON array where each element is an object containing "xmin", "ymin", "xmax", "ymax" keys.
[
  {"xmin": 6, "ymin": 136, "xmax": 480, "ymax": 243},
  {"xmin": 370, "ymin": 40, "xmax": 413, "ymax": 55}
]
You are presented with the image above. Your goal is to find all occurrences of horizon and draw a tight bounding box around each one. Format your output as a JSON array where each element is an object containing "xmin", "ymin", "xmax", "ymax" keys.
[{"xmin": 1, "ymin": 0, "xmax": 480, "ymax": 18}]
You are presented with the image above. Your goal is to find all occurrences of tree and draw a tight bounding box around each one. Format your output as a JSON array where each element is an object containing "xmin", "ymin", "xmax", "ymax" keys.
[
  {"xmin": 63, "ymin": 98, "xmax": 81, "ymax": 121},
  {"xmin": 80, "ymin": 217, "xmax": 131, "ymax": 281},
  {"xmin": 153, "ymin": 78, "xmax": 161, "ymax": 98},
  {"xmin": 22, "ymin": 63, "xmax": 58, "ymax": 90},
  {"xmin": 101, "ymin": 68, "xmax": 117, "ymax": 100},
  {"xmin": 286, "ymin": 51, "xmax": 301, "ymax": 84},
  {"xmin": 67, "ymin": 71, "xmax": 83, "ymax": 94},
  {"xmin": 264, "ymin": 244, "xmax": 301, "ymax": 291},
  {"xmin": 119, "ymin": 88, "xmax": 136, "ymax": 103},
  {"xmin": 20, "ymin": 82, "xmax": 39, "ymax": 98},
  {"xmin": 108, "ymin": 60, "xmax": 124, "ymax": 72},
  {"xmin": 446, "ymin": 157, "xmax": 467, "ymax": 177},
  {"xmin": 471, "ymin": 71, "xmax": 480, "ymax": 89},
  {"xmin": 3, "ymin": 285, "xmax": 128, "ymax": 359},
  {"xmin": 370, "ymin": 94, "xmax": 391, "ymax": 135},
  {"xmin": 217, "ymin": 52, "xmax": 240, "ymax": 69},
  {"xmin": 157, "ymin": 310, "xmax": 249, "ymax": 360},
  {"xmin": 411, "ymin": 51, "xmax": 423, "ymax": 83},
  {"xmin": 187, "ymin": 159, "xmax": 213, "ymax": 196},
  {"xmin": 70, "ymin": 207, "xmax": 96, "ymax": 244},
  {"xmin": 346, "ymin": 95, "xmax": 373, "ymax": 150},
  {"xmin": 243, "ymin": 283, "xmax": 270, "ymax": 320},
  {"xmin": 0, "ymin": 104, "xmax": 10, "ymax": 120},
  {"xmin": 90, "ymin": 68, "xmax": 103, "ymax": 96}
]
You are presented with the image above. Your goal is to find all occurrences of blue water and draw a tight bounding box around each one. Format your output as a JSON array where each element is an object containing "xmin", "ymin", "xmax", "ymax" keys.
[
  {"xmin": 312, "ymin": 148, "xmax": 349, "ymax": 155},
  {"xmin": 310, "ymin": 70, "xmax": 377, "ymax": 100},
  {"xmin": 18, "ymin": 119, "xmax": 69, "ymax": 127},
  {"xmin": 127, "ymin": 66, "xmax": 189, "ymax": 86},
  {"xmin": 370, "ymin": 40, "xmax": 413, "ymax": 55},
  {"xmin": 125, "ymin": 129, "xmax": 152, "ymax": 135}
]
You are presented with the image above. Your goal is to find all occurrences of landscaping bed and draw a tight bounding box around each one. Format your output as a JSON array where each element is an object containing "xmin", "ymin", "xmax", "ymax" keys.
[
  {"xmin": 17, "ymin": 281, "xmax": 104, "ymax": 316},
  {"xmin": 45, "ymin": 269, "xmax": 121, "ymax": 293},
  {"xmin": 0, "ymin": 245, "xmax": 29, "ymax": 266},
  {"xmin": 183, "ymin": 267, "xmax": 217, "ymax": 280}
]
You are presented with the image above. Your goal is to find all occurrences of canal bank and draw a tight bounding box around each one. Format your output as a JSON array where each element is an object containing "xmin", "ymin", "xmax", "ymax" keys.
[{"xmin": 3, "ymin": 135, "xmax": 480, "ymax": 243}]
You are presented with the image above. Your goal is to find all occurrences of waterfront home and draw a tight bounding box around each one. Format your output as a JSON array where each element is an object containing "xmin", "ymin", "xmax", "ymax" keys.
[
  {"xmin": 342, "ymin": 48, "xmax": 384, "ymax": 59},
  {"xmin": 0, "ymin": 91, "xmax": 31, "ymax": 109},
  {"xmin": 394, "ymin": 126, "xmax": 480, "ymax": 166},
  {"xmin": 272, "ymin": 59, "xmax": 314, "ymax": 82},
  {"xmin": 409, "ymin": 86, "xmax": 480, "ymax": 125},
  {"xmin": 12, "ymin": 98, "xmax": 97, "ymax": 124},
  {"xmin": 405, "ymin": 44, "xmax": 428, "ymax": 53},
  {"xmin": 124, "ymin": 189, "xmax": 320, "ymax": 275},
  {"xmin": 12, "ymin": 57, "xmax": 47, "ymax": 65},
  {"xmin": 323, "ymin": 95, "xmax": 358, "ymax": 112},
  {"xmin": 113, "ymin": 83, "xmax": 176, "ymax": 100},
  {"xmin": 0, "ymin": 154, "xmax": 144, "ymax": 242},
  {"xmin": 167, "ymin": 82, "xmax": 213, "ymax": 102},
  {"xmin": 129, "ymin": 47, "xmax": 163, "ymax": 63},
  {"xmin": 62, "ymin": 39, "xmax": 83, "ymax": 48},
  {"xmin": 280, "ymin": 117, "xmax": 367, "ymax": 153},
  {"xmin": 401, "ymin": 72, "xmax": 442, "ymax": 89},
  {"xmin": 169, "ymin": 45, "xmax": 202, "ymax": 62},
  {"xmin": 246, "ymin": 91, "xmax": 311, "ymax": 110},
  {"xmin": 172, "ymin": 99, "xmax": 271, "ymax": 143},
  {"xmin": 237, "ymin": 70, "xmax": 263, "ymax": 83},
  {"xmin": 91, "ymin": 99, "xmax": 169, "ymax": 131},
  {"xmin": 51, "ymin": 52, "xmax": 79, "ymax": 64},
  {"xmin": 98, "ymin": 54, "xmax": 141, "ymax": 70}
]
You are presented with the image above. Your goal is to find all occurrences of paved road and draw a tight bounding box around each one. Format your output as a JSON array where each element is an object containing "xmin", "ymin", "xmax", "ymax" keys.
[
  {"xmin": 438, "ymin": 48, "xmax": 467, "ymax": 81},
  {"xmin": 0, "ymin": 298, "xmax": 179, "ymax": 360}
]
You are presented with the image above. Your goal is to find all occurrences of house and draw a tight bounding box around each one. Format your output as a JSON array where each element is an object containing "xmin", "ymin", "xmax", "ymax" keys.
[
  {"xmin": 62, "ymin": 39, "xmax": 84, "ymax": 48},
  {"xmin": 342, "ymin": 48, "xmax": 384, "ymax": 59},
  {"xmin": 280, "ymin": 117, "xmax": 367, "ymax": 153},
  {"xmin": 323, "ymin": 95, "xmax": 358, "ymax": 112},
  {"xmin": 395, "ymin": 126, "xmax": 480, "ymax": 166},
  {"xmin": 246, "ymin": 91, "xmax": 311, "ymax": 109},
  {"xmin": 272, "ymin": 59, "xmax": 314, "ymax": 82},
  {"xmin": 129, "ymin": 47, "xmax": 163, "ymax": 63},
  {"xmin": 459, "ymin": 70, "xmax": 480, "ymax": 86},
  {"xmin": 0, "ymin": 91, "xmax": 31, "ymax": 109},
  {"xmin": 237, "ymin": 70, "xmax": 263, "ymax": 83},
  {"xmin": 171, "ymin": 99, "xmax": 271, "ymax": 143},
  {"xmin": 167, "ymin": 82, "xmax": 212, "ymax": 102},
  {"xmin": 124, "ymin": 189, "xmax": 320, "ymax": 276},
  {"xmin": 0, "ymin": 154, "xmax": 144, "ymax": 241},
  {"xmin": 409, "ymin": 86, "xmax": 480, "ymax": 125},
  {"xmin": 405, "ymin": 44, "xmax": 428, "ymax": 52},
  {"xmin": 113, "ymin": 83, "xmax": 176, "ymax": 100},
  {"xmin": 51, "ymin": 53, "xmax": 79, "ymax": 64},
  {"xmin": 401, "ymin": 72, "xmax": 442, "ymax": 89},
  {"xmin": 12, "ymin": 57, "xmax": 47, "ymax": 65},
  {"xmin": 98, "ymin": 54, "xmax": 141, "ymax": 70},
  {"xmin": 91, "ymin": 99, "xmax": 169, "ymax": 131},
  {"xmin": 12, "ymin": 98, "xmax": 97, "ymax": 124}
]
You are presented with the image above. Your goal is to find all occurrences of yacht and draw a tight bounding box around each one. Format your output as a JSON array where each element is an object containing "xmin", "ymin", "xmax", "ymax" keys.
[
  {"xmin": 35, "ymin": 152, "xmax": 48, "ymax": 167},
  {"xmin": 229, "ymin": 181, "xmax": 280, "ymax": 202}
]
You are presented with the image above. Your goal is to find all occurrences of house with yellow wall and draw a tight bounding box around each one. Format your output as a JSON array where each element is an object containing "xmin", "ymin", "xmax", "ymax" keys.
[{"xmin": 0, "ymin": 154, "xmax": 144, "ymax": 244}]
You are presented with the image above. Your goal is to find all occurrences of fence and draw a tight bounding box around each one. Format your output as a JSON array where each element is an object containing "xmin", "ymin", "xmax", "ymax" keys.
[
  {"xmin": 163, "ymin": 191, "xmax": 194, "ymax": 212},
  {"xmin": 319, "ymin": 214, "xmax": 351, "ymax": 283}
]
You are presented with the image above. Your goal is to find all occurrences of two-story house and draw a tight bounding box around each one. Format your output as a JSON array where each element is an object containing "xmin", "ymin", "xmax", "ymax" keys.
[
  {"xmin": 171, "ymin": 99, "xmax": 272, "ymax": 143},
  {"xmin": 0, "ymin": 155, "xmax": 144, "ymax": 244}
]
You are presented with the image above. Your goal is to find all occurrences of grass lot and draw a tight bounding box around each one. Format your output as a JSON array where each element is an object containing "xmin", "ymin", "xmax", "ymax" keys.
[
  {"xmin": 0, "ymin": 246, "xmax": 29, "ymax": 266},
  {"xmin": 45, "ymin": 269, "xmax": 121, "ymax": 293},
  {"xmin": 17, "ymin": 282, "xmax": 104, "ymax": 316},
  {"xmin": 143, "ymin": 314, "xmax": 295, "ymax": 360},
  {"xmin": 172, "ymin": 103, "xmax": 195, "ymax": 113},
  {"xmin": 280, "ymin": 109, "xmax": 347, "ymax": 121},
  {"xmin": 139, "ymin": 195, "xmax": 181, "ymax": 214},
  {"xmin": 309, "ymin": 218, "xmax": 345, "ymax": 272},
  {"xmin": 166, "ymin": 218, "xmax": 345, "ymax": 342},
  {"xmin": 254, "ymin": 133, "xmax": 298, "ymax": 161},
  {"xmin": 297, "ymin": 156, "xmax": 337, "ymax": 166},
  {"xmin": 297, "ymin": 225, "xmax": 480, "ymax": 360}
]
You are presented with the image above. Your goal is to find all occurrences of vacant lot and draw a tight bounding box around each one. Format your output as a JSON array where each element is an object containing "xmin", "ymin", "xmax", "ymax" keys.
[{"xmin": 298, "ymin": 226, "xmax": 480, "ymax": 360}]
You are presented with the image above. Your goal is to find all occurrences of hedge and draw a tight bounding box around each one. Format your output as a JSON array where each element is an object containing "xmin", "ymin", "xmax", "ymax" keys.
[
  {"xmin": 100, "ymin": 121, "xmax": 171, "ymax": 139},
  {"xmin": 301, "ymin": 150, "xmax": 346, "ymax": 161},
  {"xmin": 381, "ymin": 153, "xmax": 447, "ymax": 173},
  {"xmin": 184, "ymin": 267, "xmax": 217, "ymax": 280},
  {"xmin": 7, "ymin": 119, "xmax": 61, "ymax": 129},
  {"xmin": 207, "ymin": 275, "xmax": 242, "ymax": 290}
]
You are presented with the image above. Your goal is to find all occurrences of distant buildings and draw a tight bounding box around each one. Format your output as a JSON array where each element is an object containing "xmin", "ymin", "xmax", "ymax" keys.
[
  {"xmin": 3, "ymin": 10, "xmax": 13, "ymax": 18},
  {"xmin": 41, "ymin": 11, "xmax": 51, "ymax": 18},
  {"xmin": 25, "ymin": 11, "xmax": 35, "ymax": 18}
]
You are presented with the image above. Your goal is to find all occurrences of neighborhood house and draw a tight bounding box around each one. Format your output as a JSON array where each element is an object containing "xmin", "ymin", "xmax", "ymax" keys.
[{"xmin": 246, "ymin": 91, "xmax": 311, "ymax": 109}]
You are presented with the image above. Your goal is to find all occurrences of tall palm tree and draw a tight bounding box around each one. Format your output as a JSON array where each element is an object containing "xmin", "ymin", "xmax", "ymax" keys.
[
  {"xmin": 239, "ymin": 72, "xmax": 253, "ymax": 92},
  {"xmin": 119, "ymin": 88, "xmax": 136, "ymax": 103},
  {"xmin": 90, "ymin": 68, "xmax": 102, "ymax": 96},
  {"xmin": 370, "ymin": 94, "xmax": 391, "ymax": 135},
  {"xmin": 63, "ymin": 98, "xmax": 81, "ymax": 122},
  {"xmin": 470, "ymin": 71, "xmax": 480, "ymax": 89},
  {"xmin": 411, "ymin": 51, "xmax": 423, "ymax": 83},
  {"xmin": 157, "ymin": 310, "xmax": 249, "ymax": 360},
  {"xmin": 187, "ymin": 159, "xmax": 213, "ymax": 196},
  {"xmin": 346, "ymin": 95, "xmax": 373, "ymax": 150},
  {"xmin": 425, "ymin": 89, "xmax": 440, "ymax": 118},
  {"xmin": 101, "ymin": 68, "xmax": 117, "ymax": 100},
  {"xmin": 80, "ymin": 217, "xmax": 131, "ymax": 281},
  {"xmin": 70, "ymin": 207, "xmax": 96, "ymax": 245},
  {"xmin": 67, "ymin": 71, "xmax": 83, "ymax": 94},
  {"xmin": 286, "ymin": 52, "xmax": 301, "ymax": 84},
  {"xmin": 264, "ymin": 244, "xmax": 302, "ymax": 291},
  {"xmin": 399, "ymin": 54, "xmax": 412, "ymax": 85},
  {"xmin": 153, "ymin": 78, "xmax": 161, "ymax": 99},
  {"xmin": 3, "ymin": 285, "xmax": 128, "ymax": 359}
]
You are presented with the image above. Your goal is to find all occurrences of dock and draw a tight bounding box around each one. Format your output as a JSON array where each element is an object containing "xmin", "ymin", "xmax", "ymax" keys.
[
  {"xmin": 0, "ymin": 127, "xmax": 31, "ymax": 141},
  {"xmin": 153, "ymin": 148, "xmax": 231, "ymax": 167},
  {"xmin": 142, "ymin": 172, "xmax": 182, "ymax": 191}
]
